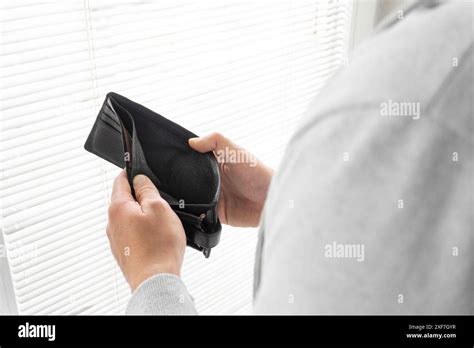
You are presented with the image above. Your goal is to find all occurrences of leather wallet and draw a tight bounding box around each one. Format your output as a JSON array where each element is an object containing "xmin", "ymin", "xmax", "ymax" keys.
[{"xmin": 84, "ymin": 92, "xmax": 221, "ymax": 257}]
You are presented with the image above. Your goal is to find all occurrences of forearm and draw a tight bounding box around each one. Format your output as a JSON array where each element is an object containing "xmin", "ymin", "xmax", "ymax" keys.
[{"xmin": 126, "ymin": 273, "xmax": 197, "ymax": 315}]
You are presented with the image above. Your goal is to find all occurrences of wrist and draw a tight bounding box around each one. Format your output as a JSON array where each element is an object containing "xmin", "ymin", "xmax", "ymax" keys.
[{"xmin": 128, "ymin": 262, "xmax": 181, "ymax": 292}]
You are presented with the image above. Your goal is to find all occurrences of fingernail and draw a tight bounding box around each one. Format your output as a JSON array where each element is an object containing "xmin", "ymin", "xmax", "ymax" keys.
[{"xmin": 133, "ymin": 174, "xmax": 147, "ymax": 187}]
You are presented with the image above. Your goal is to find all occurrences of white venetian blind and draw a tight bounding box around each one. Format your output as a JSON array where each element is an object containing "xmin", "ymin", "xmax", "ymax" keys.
[{"xmin": 0, "ymin": 0, "xmax": 353, "ymax": 314}]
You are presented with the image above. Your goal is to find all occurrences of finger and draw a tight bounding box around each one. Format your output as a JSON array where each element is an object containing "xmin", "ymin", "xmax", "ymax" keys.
[
  {"xmin": 133, "ymin": 174, "xmax": 162, "ymax": 210},
  {"xmin": 111, "ymin": 170, "xmax": 134, "ymax": 202},
  {"xmin": 188, "ymin": 132, "xmax": 229, "ymax": 153}
]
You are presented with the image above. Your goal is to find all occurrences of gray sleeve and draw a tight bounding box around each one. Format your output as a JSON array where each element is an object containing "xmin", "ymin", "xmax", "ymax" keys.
[
  {"xmin": 254, "ymin": 1, "xmax": 473, "ymax": 314},
  {"xmin": 126, "ymin": 273, "xmax": 197, "ymax": 315}
]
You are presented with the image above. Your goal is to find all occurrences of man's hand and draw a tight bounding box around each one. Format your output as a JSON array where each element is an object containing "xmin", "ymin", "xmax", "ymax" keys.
[
  {"xmin": 189, "ymin": 133, "xmax": 273, "ymax": 227},
  {"xmin": 106, "ymin": 171, "xmax": 186, "ymax": 292}
]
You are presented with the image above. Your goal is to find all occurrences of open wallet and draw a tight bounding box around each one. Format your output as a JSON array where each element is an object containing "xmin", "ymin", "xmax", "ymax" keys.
[{"xmin": 84, "ymin": 92, "xmax": 221, "ymax": 258}]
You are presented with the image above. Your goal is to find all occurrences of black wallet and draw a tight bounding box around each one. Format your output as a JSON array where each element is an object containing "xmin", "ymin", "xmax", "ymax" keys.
[{"xmin": 84, "ymin": 92, "xmax": 221, "ymax": 257}]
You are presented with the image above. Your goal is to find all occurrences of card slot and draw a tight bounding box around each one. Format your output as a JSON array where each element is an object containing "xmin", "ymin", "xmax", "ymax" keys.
[
  {"xmin": 100, "ymin": 111, "xmax": 121, "ymax": 128},
  {"xmin": 102, "ymin": 103, "xmax": 122, "ymax": 125},
  {"xmin": 102, "ymin": 112, "xmax": 121, "ymax": 126},
  {"xmin": 99, "ymin": 115, "xmax": 122, "ymax": 133},
  {"xmin": 101, "ymin": 113, "xmax": 121, "ymax": 128}
]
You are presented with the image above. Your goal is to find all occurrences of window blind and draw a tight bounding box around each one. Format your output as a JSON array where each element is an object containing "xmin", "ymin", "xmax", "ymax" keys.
[{"xmin": 0, "ymin": 0, "xmax": 353, "ymax": 314}]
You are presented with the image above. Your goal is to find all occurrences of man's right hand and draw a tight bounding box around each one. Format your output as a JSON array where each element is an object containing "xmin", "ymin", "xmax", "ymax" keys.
[{"xmin": 189, "ymin": 133, "xmax": 273, "ymax": 227}]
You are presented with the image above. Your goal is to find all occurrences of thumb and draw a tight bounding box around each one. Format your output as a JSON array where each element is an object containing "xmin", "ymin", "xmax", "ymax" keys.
[
  {"xmin": 133, "ymin": 174, "xmax": 162, "ymax": 210},
  {"xmin": 188, "ymin": 132, "xmax": 229, "ymax": 153}
]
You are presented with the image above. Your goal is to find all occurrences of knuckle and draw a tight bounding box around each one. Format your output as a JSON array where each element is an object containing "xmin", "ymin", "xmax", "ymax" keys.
[
  {"xmin": 135, "ymin": 186, "xmax": 156, "ymax": 202},
  {"xmin": 149, "ymin": 198, "xmax": 167, "ymax": 211},
  {"xmin": 211, "ymin": 132, "xmax": 224, "ymax": 142},
  {"xmin": 107, "ymin": 202, "xmax": 121, "ymax": 218},
  {"xmin": 138, "ymin": 186, "xmax": 155, "ymax": 196},
  {"xmin": 127, "ymin": 209, "xmax": 143, "ymax": 220}
]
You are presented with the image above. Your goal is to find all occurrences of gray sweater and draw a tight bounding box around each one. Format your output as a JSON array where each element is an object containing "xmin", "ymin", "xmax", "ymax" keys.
[{"xmin": 126, "ymin": 0, "xmax": 473, "ymax": 315}]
